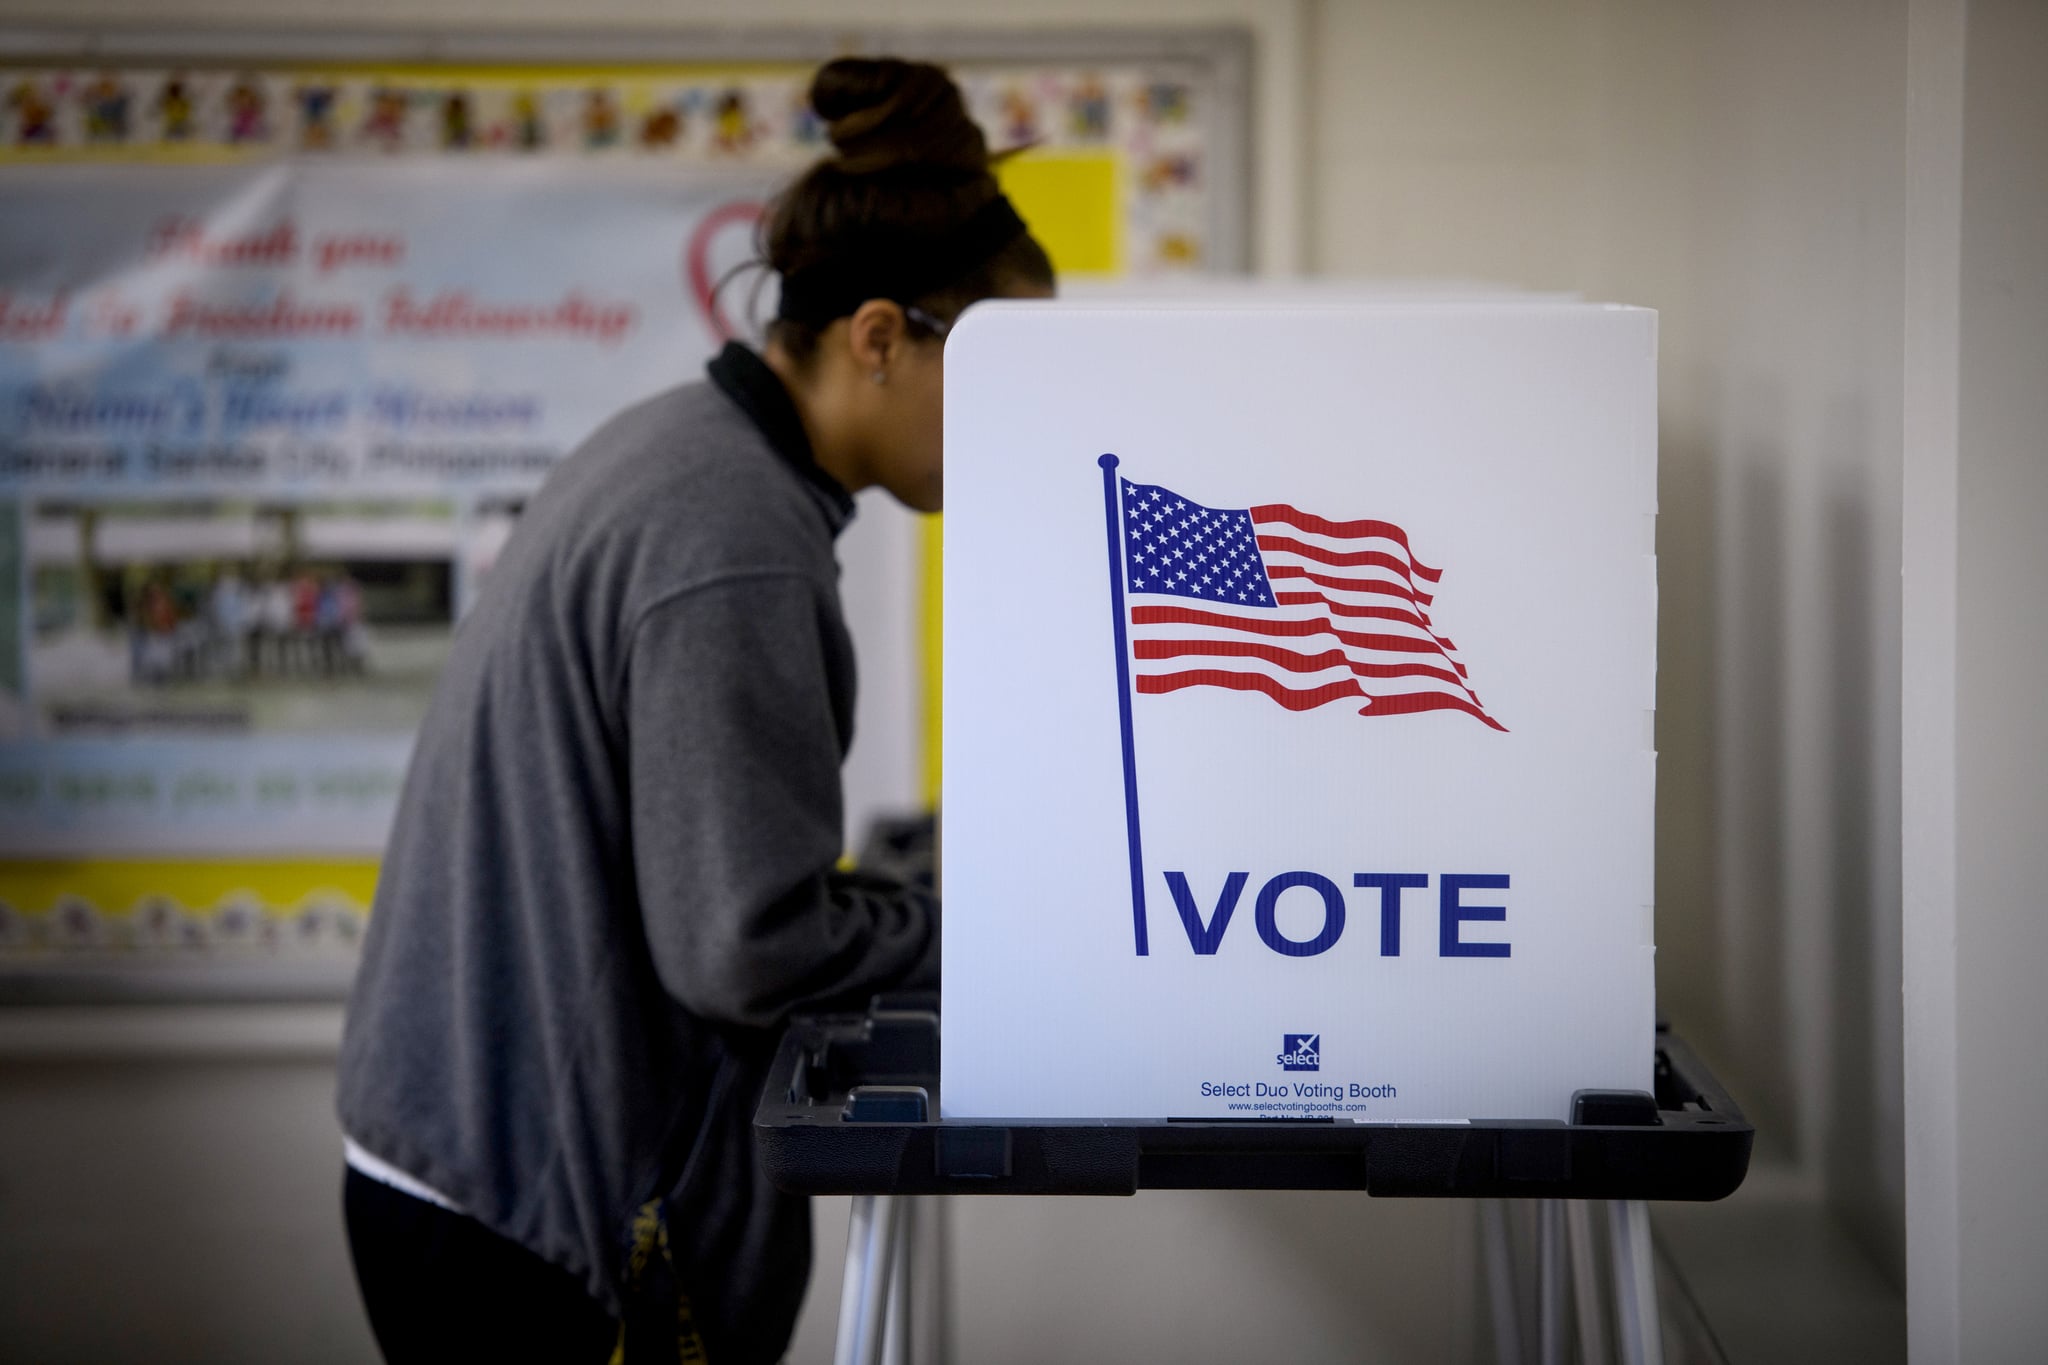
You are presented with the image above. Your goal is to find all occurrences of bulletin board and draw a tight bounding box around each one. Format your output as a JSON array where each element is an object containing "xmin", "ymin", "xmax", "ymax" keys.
[{"xmin": 0, "ymin": 26, "xmax": 1250, "ymax": 996}]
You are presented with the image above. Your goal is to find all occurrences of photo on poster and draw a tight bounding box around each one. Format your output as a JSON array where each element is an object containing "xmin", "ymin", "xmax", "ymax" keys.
[{"xmin": 26, "ymin": 498, "xmax": 455, "ymax": 735}]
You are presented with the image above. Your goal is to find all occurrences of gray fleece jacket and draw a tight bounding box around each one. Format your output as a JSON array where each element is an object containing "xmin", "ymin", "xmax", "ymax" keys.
[{"xmin": 336, "ymin": 344, "xmax": 939, "ymax": 1361}]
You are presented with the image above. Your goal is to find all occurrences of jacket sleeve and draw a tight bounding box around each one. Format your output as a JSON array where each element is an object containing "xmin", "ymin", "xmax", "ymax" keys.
[{"xmin": 621, "ymin": 572, "xmax": 939, "ymax": 1030}]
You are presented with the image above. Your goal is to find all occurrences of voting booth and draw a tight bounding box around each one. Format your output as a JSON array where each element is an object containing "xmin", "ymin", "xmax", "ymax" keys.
[
  {"xmin": 757, "ymin": 300, "xmax": 1750, "ymax": 1365},
  {"xmin": 942, "ymin": 301, "xmax": 1658, "ymax": 1123}
]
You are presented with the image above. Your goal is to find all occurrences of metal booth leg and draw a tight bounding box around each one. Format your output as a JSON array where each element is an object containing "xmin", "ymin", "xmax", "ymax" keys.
[
  {"xmin": 1536, "ymin": 1200, "xmax": 1567, "ymax": 1365},
  {"xmin": 920, "ymin": 1197, "xmax": 953, "ymax": 1365},
  {"xmin": 835, "ymin": 1194, "xmax": 903, "ymax": 1365},
  {"xmin": 1480, "ymin": 1198, "xmax": 1525, "ymax": 1365},
  {"xmin": 1605, "ymin": 1199, "xmax": 1664, "ymax": 1365},
  {"xmin": 1564, "ymin": 1200, "xmax": 1609, "ymax": 1365},
  {"xmin": 894, "ymin": 1196, "xmax": 951, "ymax": 1365},
  {"xmin": 880, "ymin": 1197, "xmax": 912, "ymax": 1365}
]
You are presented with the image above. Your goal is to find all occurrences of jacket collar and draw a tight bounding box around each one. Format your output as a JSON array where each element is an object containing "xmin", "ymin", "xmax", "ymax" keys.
[{"xmin": 706, "ymin": 341, "xmax": 856, "ymax": 536}]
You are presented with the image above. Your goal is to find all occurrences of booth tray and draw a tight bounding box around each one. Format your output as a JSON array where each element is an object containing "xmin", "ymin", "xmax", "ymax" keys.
[{"xmin": 755, "ymin": 998, "xmax": 1751, "ymax": 1202}]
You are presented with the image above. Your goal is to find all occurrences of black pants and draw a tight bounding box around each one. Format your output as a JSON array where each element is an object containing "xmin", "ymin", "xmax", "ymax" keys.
[{"xmin": 343, "ymin": 1167, "xmax": 618, "ymax": 1364}]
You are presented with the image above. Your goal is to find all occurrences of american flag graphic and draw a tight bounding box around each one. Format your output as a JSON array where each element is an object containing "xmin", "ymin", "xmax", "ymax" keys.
[{"xmin": 1115, "ymin": 475, "xmax": 1506, "ymax": 730}]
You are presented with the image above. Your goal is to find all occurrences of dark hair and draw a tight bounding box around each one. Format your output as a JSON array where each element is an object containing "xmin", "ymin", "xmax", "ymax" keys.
[{"xmin": 763, "ymin": 58, "xmax": 1054, "ymax": 360}]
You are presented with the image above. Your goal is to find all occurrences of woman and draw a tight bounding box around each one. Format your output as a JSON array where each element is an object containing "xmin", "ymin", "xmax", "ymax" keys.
[{"xmin": 337, "ymin": 58, "xmax": 1053, "ymax": 1363}]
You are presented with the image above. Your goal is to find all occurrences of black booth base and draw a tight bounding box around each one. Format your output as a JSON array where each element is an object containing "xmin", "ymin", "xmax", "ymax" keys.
[{"xmin": 754, "ymin": 996, "xmax": 1752, "ymax": 1202}]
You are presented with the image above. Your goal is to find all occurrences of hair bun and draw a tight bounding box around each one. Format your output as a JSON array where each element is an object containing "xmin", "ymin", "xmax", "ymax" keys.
[{"xmin": 809, "ymin": 57, "xmax": 988, "ymax": 176}]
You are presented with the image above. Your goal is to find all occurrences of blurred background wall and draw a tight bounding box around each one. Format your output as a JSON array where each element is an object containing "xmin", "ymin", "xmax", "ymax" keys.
[{"xmin": 2, "ymin": 0, "xmax": 2023, "ymax": 1360}]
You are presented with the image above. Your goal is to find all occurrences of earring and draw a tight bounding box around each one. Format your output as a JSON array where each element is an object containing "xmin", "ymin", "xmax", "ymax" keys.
[{"xmin": 871, "ymin": 370, "xmax": 887, "ymax": 385}]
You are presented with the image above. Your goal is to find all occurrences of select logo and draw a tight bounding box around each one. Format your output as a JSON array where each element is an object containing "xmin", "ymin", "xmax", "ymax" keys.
[{"xmin": 1277, "ymin": 1034, "xmax": 1321, "ymax": 1072}]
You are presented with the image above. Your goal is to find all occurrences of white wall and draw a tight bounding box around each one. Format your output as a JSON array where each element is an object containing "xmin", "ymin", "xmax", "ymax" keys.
[
  {"xmin": 1902, "ymin": 0, "xmax": 2048, "ymax": 1357},
  {"xmin": 1949, "ymin": 4, "xmax": 2048, "ymax": 1345},
  {"xmin": 834, "ymin": 488, "xmax": 924, "ymax": 839},
  {"xmin": 0, "ymin": 1008, "xmax": 376, "ymax": 1363},
  {"xmin": 1667, "ymin": 0, "xmax": 1908, "ymax": 1284}
]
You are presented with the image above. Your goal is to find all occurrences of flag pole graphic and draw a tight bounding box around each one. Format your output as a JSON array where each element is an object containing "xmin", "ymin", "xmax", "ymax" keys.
[{"xmin": 1098, "ymin": 453, "xmax": 1148, "ymax": 955}]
